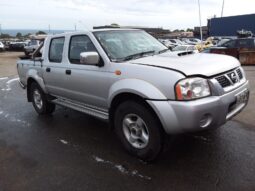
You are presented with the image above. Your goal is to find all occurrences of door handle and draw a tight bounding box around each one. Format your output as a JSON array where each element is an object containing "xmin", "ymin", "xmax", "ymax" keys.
[
  {"xmin": 66, "ymin": 70, "xmax": 71, "ymax": 75},
  {"xmin": 46, "ymin": 67, "xmax": 51, "ymax": 72}
]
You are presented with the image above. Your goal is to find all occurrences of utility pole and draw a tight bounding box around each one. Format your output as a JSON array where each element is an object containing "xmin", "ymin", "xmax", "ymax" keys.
[
  {"xmin": 221, "ymin": 0, "xmax": 225, "ymax": 17},
  {"xmin": 74, "ymin": 24, "xmax": 77, "ymax": 31},
  {"xmin": 198, "ymin": 0, "xmax": 203, "ymax": 41},
  {"xmin": 0, "ymin": 24, "xmax": 2, "ymax": 36},
  {"xmin": 48, "ymin": 24, "xmax": 51, "ymax": 34}
]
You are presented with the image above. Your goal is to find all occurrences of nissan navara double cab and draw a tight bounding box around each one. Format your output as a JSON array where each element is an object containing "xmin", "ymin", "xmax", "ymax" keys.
[{"xmin": 17, "ymin": 29, "xmax": 249, "ymax": 161}]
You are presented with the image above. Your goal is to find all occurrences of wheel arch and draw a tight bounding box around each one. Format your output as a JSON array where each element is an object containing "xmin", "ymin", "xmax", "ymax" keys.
[{"xmin": 109, "ymin": 92, "xmax": 166, "ymax": 134}]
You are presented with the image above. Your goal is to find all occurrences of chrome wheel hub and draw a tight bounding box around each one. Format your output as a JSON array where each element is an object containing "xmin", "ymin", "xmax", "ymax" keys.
[
  {"xmin": 122, "ymin": 114, "xmax": 149, "ymax": 149},
  {"xmin": 33, "ymin": 89, "xmax": 43, "ymax": 109}
]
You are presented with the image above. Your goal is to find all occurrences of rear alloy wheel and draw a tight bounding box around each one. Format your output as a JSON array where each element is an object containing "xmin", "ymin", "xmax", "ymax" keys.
[
  {"xmin": 30, "ymin": 82, "xmax": 55, "ymax": 115},
  {"xmin": 114, "ymin": 101, "xmax": 164, "ymax": 161}
]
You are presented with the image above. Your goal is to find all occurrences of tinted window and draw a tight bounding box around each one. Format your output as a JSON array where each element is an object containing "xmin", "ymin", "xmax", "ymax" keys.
[
  {"xmin": 236, "ymin": 39, "xmax": 254, "ymax": 48},
  {"xmin": 49, "ymin": 37, "xmax": 65, "ymax": 63},
  {"xmin": 69, "ymin": 35, "xmax": 97, "ymax": 64}
]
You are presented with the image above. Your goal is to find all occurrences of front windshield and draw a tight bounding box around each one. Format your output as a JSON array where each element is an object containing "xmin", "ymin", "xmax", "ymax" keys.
[{"xmin": 93, "ymin": 30, "xmax": 168, "ymax": 61}]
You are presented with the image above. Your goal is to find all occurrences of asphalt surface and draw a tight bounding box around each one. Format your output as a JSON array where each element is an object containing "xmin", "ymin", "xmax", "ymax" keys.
[{"xmin": 0, "ymin": 71, "xmax": 255, "ymax": 191}]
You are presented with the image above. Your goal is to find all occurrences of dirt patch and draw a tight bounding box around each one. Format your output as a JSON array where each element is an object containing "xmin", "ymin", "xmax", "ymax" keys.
[{"xmin": 0, "ymin": 52, "xmax": 23, "ymax": 77}]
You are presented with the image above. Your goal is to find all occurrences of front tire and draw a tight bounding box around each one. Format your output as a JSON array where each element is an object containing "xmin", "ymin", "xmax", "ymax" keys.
[
  {"xmin": 30, "ymin": 82, "xmax": 55, "ymax": 115},
  {"xmin": 114, "ymin": 101, "xmax": 164, "ymax": 161}
]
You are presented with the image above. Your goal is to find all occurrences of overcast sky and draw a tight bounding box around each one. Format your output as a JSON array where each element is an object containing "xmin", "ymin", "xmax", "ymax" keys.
[{"xmin": 0, "ymin": 0, "xmax": 255, "ymax": 30}]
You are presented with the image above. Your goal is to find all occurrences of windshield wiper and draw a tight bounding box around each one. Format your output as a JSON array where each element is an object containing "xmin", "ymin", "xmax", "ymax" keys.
[
  {"xmin": 121, "ymin": 50, "xmax": 155, "ymax": 61},
  {"xmin": 158, "ymin": 49, "xmax": 170, "ymax": 54}
]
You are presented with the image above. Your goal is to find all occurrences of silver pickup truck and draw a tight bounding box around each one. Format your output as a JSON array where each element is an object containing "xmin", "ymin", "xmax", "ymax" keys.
[{"xmin": 17, "ymin": 29, "xmax": 249, "ymax": 161}]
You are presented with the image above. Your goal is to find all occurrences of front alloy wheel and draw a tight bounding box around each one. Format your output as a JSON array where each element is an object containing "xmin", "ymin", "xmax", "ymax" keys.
[
  {"xmin": 122, "ymin": 114, "xmax": 149, "ymax": 149},
  {"xmin": 114, "ymin": 101, "xmax": 164, "ymax": 161}
]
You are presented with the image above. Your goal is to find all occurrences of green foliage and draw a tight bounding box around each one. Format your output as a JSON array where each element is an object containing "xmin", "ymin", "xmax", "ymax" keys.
[
  {"xmin": 23, "ymin": 33, "xmax": 32, "ymax": 38},
  {"xmin": 36, "ymin": 31, "xmax": 47, "ymax": 35},
  {"xmin": 16, "ymin": 32, "xmax": 22, "ymax": 38},
  {"xmin": 173, "ymin": 29, "xmax": 185, "ymax": 32},
  {"xmin": 186, "ymin": 28, "xmax": 194, "ymax": 32}
]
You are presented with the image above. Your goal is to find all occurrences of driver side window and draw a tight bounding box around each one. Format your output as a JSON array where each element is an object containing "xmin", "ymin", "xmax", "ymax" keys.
[{"xmin": 69, "ymin": 35, "xmax": 97, "ymax": 64}]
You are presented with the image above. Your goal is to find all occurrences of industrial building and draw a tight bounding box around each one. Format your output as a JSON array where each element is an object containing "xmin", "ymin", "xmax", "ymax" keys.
[{"xmin": 208, "ymin": 13, "xmax": 255, "ymax": 36}]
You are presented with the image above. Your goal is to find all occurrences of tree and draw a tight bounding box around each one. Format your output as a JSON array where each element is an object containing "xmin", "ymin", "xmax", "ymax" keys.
[
  {"xmin": 173, "ymin": 29, "xmax": 180, "ymax": 32},
  {"xmin": 23, "ymin": 33, "xmax": 32, "ymax": 38},
  {"xmin": 16, "ymin": 32, "xmax": 22, "ymax": 38},
  {"xmin": 36, "ymin": 31, "xmax": 47, "ymax": 35},
  {"xmin": 186, "ymin": 28, "xmax": 194, "ymax": 32}
]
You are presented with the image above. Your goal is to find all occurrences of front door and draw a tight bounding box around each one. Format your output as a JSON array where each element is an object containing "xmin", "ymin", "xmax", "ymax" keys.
[{"xmin": 62, "ymin": 35, "xmax": 111, "ymax": 109}]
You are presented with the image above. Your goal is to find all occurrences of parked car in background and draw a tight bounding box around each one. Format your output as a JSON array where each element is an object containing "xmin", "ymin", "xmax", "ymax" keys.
[
  {"xmin": 17, "ymin": 29, "xmax": 249, "ymax": 161},
  {"xmin": 159, "ymin": 39, "xmax": 176, "ymax": 50},
  {"xmin": 204, "ymin": 38, "xmax": 255, "ymax": 65},
  {"xmin": 0, "ymin": 41, "xmax": 5, "ymax": 51},
  {"xmin": 9, "ymin": 42, "xmax": 27, "ymax": 51},
  {"xmin": 182, "ymin": 38, "xmax": 202, "ymax": 45},
  {"xmin": 216, "ymin": 38, "xmax": 231, "ymax": 46},
  {"xmin": 24, "ymin": 39, "xmax": 41, "ymax": 55},
  {"xmin": 168, "ymin": 39, "xmax": 186, "ymax": 46},
  {"xmin": 172, "ymin": 45, "xmax": 199, "ymax": 53}
]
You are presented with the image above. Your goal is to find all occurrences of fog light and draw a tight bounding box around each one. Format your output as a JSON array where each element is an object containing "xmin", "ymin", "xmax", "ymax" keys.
[{"xmin": 200, "ymin": 114, "xmax": 212, "ymax": 128}]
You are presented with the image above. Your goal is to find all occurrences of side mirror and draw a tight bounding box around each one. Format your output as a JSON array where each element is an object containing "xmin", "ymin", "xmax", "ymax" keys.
[{"xmin": 80, "ymin": 52, "xmax": 99, "ymax": 65}]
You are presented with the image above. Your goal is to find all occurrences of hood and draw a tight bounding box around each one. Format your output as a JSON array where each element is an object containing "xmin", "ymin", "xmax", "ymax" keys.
[{"xmin": 130, "ymin": 52, "xmax": 240, "ymax": 77}]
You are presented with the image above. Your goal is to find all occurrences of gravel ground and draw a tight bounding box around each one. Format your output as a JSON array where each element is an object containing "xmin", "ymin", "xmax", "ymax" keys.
[{"xmin": 0, "ymin": 51, "xmax": 23, "ymax": 77}]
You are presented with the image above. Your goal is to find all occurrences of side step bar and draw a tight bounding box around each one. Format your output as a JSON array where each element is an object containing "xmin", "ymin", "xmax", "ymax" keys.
[{"xmin": 52, "ymin": 98, "xmax": 109, "ymax": 120}]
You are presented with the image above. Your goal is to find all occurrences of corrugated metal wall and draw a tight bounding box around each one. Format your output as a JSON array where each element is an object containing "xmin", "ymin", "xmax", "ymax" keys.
[{"xmin": 208, "ymin": 14, "xmax": 255, "ymax": 36}]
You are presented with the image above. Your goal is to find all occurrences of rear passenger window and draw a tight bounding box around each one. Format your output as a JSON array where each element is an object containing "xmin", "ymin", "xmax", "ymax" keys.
[
  {"xmin": 49, "ymin": 37, "xmax": 65, "ymax": 63},
  {"xmin": 69, "ymin": 35, "xmax": 97, "ymax": 64}
]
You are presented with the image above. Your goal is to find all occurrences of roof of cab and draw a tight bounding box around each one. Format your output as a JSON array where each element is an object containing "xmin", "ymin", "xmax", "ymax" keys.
[{"xmin": 47, "ymin": 28, "xmax": 141, "ymax": 37}]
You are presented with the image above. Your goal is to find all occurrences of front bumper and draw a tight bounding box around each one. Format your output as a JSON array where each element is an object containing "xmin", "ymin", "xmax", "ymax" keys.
[{"xmin": 147, "ymin": 80, "xmax": 249, "ymax": 134}]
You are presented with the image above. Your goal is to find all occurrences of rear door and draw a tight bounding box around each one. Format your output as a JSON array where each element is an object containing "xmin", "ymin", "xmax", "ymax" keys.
[{"xmin": 43, "ymin": 37, "xmax": 68, "ymax": 96}]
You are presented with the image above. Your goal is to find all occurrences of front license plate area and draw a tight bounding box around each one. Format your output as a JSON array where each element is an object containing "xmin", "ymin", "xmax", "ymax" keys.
[{"xmin": 236, "ymin": 89, "xmax": 249, "ymax": 106}]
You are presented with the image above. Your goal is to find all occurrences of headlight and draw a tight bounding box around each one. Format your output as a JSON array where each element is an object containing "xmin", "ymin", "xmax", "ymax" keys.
[{"xmin": 175, "ymin": 77, "xmax": 211, "ymax": 100}]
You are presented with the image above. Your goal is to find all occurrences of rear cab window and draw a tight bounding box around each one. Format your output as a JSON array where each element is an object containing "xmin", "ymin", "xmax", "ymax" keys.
[{"xmin": 49, "ymin": 37, "xmax": 65, "ymax": 63}]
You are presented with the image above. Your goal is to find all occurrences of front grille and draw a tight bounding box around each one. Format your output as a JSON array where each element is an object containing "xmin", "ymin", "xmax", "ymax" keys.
[
  {"xmin": 214, "ymin": 68, "xmax": 244, "ymax": 89},
  {"xmin": 236, "ymin": 68, "xmax": 243, "ymax": 79},
  {"xmin": 215, "ymin": 75, "xmax": 231, "ymax": 88}
]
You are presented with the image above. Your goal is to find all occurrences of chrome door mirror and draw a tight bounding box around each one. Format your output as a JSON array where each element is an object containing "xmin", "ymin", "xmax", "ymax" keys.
[{"xmin": 80, "ymin": 52, "xmax": 99, "ymax": 65}]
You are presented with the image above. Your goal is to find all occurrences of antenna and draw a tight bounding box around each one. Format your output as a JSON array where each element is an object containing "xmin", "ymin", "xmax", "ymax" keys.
[{"xmin": 221, "ymin": 0, "xmax": 225, "ymax": 17}]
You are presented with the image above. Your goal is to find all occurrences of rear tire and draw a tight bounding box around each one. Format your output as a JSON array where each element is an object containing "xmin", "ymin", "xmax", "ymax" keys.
[
  {"xmin": 114, "ymin": 100, "xmax": 164, "ymax": 161},
  {"xmin": 30, "ymin": 82, "xmax": 55, "ymax": 115}
]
